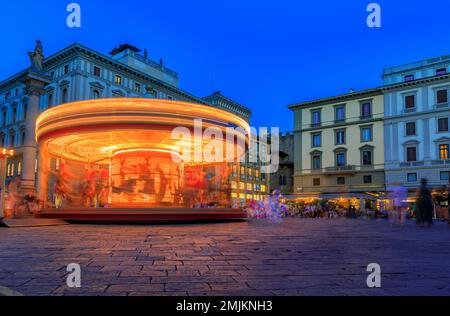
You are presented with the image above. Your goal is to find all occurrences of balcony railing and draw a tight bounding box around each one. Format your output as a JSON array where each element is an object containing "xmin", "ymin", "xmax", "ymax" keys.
[
  {"xmin": 399, "ymin": 161, "xmax": 425, "ymax": 167},
  {"xmin": 324, "ymin": 165, "xmax": 356, "ymax": 174}
]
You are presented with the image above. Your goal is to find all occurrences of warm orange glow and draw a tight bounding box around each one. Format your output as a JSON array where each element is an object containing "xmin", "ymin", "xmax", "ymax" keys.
[
  {"xmin": 35, "ymin": 98, "xmax": 249, "ymax": 210},
  {"xmin": 0, "ymin": 148, "xmax": 14, "ymax": 157}
]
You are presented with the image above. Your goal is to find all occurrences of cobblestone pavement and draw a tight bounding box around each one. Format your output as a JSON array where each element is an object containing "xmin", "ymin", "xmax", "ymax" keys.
[{"xmin": 1, "ymin": 218, "xmax": 450, "ymax": 296}]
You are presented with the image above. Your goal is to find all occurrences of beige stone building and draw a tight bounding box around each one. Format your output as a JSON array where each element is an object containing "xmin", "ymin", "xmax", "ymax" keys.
[{"xmin": 289, "ymin": 88, "xmax": 385, "ymax": 202}]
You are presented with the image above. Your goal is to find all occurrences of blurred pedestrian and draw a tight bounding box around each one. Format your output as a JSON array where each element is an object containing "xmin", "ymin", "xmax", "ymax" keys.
[
  {"xmin": 387, "ymin": 182, "xmax": 408, "ymax": 225},
  {"xmin": 416, "ymin": 178, "xmax": 433, "ymax": 227},
  {"xmin": 447, "ymin": 179, "xmax": 450, "ymax": 225}
]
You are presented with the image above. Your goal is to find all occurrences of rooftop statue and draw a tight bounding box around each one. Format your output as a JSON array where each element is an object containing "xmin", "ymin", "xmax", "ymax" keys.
[{"xmin": 28, "ymin": 40, "xmax": 44, "ymax": 71}]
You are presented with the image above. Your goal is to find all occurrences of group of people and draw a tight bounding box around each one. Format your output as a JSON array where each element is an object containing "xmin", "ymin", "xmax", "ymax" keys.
[
  {"xmin": 1, "ymin": 177, "xmax": 41, "ymax": 218},
  {"xmin": 286, "ymin": 202, "xmax": 378, "ymax": 219},
  {"xmin": 284, "ymin": 178, "xmax": 450, "ymax": 225}
]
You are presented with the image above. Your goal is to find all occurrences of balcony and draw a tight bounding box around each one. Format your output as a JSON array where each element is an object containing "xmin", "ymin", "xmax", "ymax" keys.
[
  {"xmin": 399, "ymin": 161, "xmax": 425, "ymax": 167},
  {"xmin": 435, "ymin": 102, "xmax": 449, "ymax": 109},
  {"xmin": 324, "ymin": 165, "xmax": 356, "ymax": 175},
  {"xmin": 431, "ymin": 159, "xmax": 450, "ymax": 165}
]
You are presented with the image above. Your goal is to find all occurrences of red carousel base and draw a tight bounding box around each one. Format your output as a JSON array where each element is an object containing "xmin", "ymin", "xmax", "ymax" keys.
[{"xmin": 36, "ymin": 207, "xmax": 247, "ymax": 223}]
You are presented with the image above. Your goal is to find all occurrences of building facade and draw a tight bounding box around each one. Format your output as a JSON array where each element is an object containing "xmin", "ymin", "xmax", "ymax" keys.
[
  {"xmin": 0, "ymin": 41, "xmax": 256, "ymax": 203},
  {"xmin": 270, "ymin": 132, "xmax": 294, "ymax": 195},
  {"xmin": 290, "ymin": 89, "xmax": 385, "ymax": 201},
  {"xmin": 383, "ymin": 56, "xmax": 450, "ymax": 193}
]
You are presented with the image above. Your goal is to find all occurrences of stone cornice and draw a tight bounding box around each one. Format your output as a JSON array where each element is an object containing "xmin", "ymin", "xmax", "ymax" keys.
[
  {"xmin": 2, "ymin": 43, "xmax": 251, "ymax": 121},
  {"xmin": 381, "ymin": 74, "xmax": 450, "ymax": 92},
  {"xmin": 289, "ymin": 88, "xmax": 382, "ymax": 110}
]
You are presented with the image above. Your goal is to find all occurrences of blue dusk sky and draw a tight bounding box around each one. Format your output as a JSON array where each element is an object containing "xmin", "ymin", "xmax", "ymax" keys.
[{"xmin": 1, "ymin": 0, "xmax": 450, "ymax": 131}]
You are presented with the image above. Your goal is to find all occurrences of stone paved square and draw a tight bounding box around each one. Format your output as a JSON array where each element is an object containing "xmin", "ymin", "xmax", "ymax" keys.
[{"xmin": 1, "ymin": 218, "xmax": 450, "ymax": 296}]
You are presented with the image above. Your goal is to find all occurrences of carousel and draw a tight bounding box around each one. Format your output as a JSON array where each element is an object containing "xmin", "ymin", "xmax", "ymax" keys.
[{"xmin": 35, "ymin": 98, "xmax": 250, "ymax": 222}]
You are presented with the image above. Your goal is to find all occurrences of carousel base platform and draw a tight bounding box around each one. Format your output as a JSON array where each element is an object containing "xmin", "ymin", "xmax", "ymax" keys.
[{"xmin": 35, "ymin": 207, "xmax": 248, "ymax": 224}]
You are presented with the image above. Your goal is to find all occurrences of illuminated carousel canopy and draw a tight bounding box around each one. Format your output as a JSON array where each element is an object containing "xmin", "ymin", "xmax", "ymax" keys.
[{"xmin": 35, "ymin": 98, "xmax": 250, "ymax": 221}]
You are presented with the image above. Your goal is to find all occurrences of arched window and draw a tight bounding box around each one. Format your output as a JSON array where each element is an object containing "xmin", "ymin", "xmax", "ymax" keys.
[
  {"xmin": 12, "ymin": 106, "xmax": 17, "ymax": 124},
  {"xmin": 10, "ymin": 133, "xmax": 15, "ymax": 148},
  {"xmin": 23, "ymin": 104, "xmax": 28, "ymax": 120},
  {"xmin": 93, "ymin": 90, "xmax": 100, "ymax": 99},
  {"xmin": 62, "ymin": 88, "xmax": 68, "ymax": 103},
  {"xmin": 2, "ymin": 109, "xmax": 7, "ymax": 127},
  {"xmin": 17, "ymin": 161, "xmax": 22, "ymax": 176}
]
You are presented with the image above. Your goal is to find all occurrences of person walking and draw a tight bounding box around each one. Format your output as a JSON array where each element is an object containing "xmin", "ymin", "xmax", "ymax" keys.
[
  {"xmin": 387, "ymin": 182, "xmax": 408, "ymax": 225},
  {"xmin": 447, "ymin": 179, "xmax": 450, "ymax": 225},
  {"xmin": 416, "ymin": 178, "xmax": 433, "ymax": 227}
]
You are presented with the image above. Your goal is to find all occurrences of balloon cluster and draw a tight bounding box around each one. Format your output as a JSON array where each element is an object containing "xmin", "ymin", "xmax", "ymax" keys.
[{"xmin": 246, "ymin": 189, "xmax": 288, "ymax": 223}]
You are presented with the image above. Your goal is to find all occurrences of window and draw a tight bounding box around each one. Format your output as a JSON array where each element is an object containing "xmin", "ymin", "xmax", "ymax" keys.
[
  {"xmin": 360, "ymin": 102, "xmax": 372, "ymax": 118},
  {"xmin": 10, "ymin": 134, "xmax": 15, "ymax": 148},
  {"xmin": 361, "ymin": 126, "xmax": 373, "ymax": 142},
  {"xmin": 362, "ymin": 149, "xmax": 373, "ymax": 166},
  {"xmin": 335, "ymin": 106, "xmax": 345, "ymax": 122},
  {"xmin": 92, "ymin": 90, "xmax": 100, "ymax": 99},
  {"xmin": 439, "ymin": 144, "xmax": 449, "ymax": 160},
  {"xmin": 404, "ymin": 74, "xmax": 415, "ymax": 82},
  {"xmin": 279, "ymin": 175, "xmax": 287, "ymax": 186},
  {"xmin": 441, "ymin": 171, "xmax": 450, "ymax": 181},
  {"xmin": 48, "ymin": 94, "xmax": 53, "ymax": 107},
  {"xmin": 337, "ymin": 177, "xmax": 346, "ymax": 185},
  {"xmin": 14, "ymin": 89, "xmax": 19, "ymax": 97},
  {"xmin": 312, "ymin": 155, "xmax": 321, "ymax": 170},
  {"xmin": 94, "ymin": 66, "xmax": 101, "ymax": 77},
  {"xmin": 115, "ymin": 75, "xmax": 122, "ymax": 85},
  {"xmin": 0, "ymin": 136, "xmax": 4, "ymax": 147},
  {"xmin": 12, "ymin": 107, "xmax": 17, "ymax": 124},
  {"xmin": 23, "ymin": 104, "xmax": 27, "ymax": 120},
  {"xmin": 313, "ymin": 178, "xmax": 321, "ymax": 186},
  {"xmin": 335, "ymin": 130, "xmax": 345, "ymax": 145},
  {"xmin": 21, "ymin": 131, "xmax": 25, "ymax": 146},
  {"xmin": 363, "ymin": 175, "xmax": 372, "ymax": 184},
  {"xmin": 17, "ymin": 161, "xmax": 22, "ymax": 176},
  {"xmin": 311, "ymin": 110, "xmax": 321, "ymax": 127},
  {"xmin": 50, "ymin": 71, "xmax": 55, "ymax": 78},
  {"xmin": 438, "ymin": 118, "xmax": 449, "ymax": 132},
  {"xmin": 2, "ymin": 110, "xmax": 7, "ymax": 127},
  {"xmin": 62, "ymin": 88, "xmax": 68, "ymax": 103},
  {"xmin": 407, "ymin": 173, "xmax": 418, "ymax": 182},
  {"xmin": 405, "ymin": 95, "xmax": 415, "ymax": 109},
  {"xmin": 5, "ymin": 92, "xmax": 11, "ymax": 101},
  {"xmin": 436, "ymin": 68, "xmax": 447, "ymax": 76},
  {"xmin": 312, "ymin": 133, "xmax": 321, "ymax": 147},
  {"xmin": 64, "ymin": 65, "xmax": 69, "ymax": 74},
  {"xmin": 436, "ymin": 89, "xmax": 448, "ymax": 104},
  {"xmin": 336, "ymin": 152, "xmax": 346, "ymax": 167},
  {"xmin": 406, "ymin": 146, "xmax": 417, "ymax": 162},
  {"xmin": 135, "ymin": 83, "xmax": 141, "ymax": 93},
  {"xmin": 405, "ymin": 122, "xmax": 416, "ymax": 136}
]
